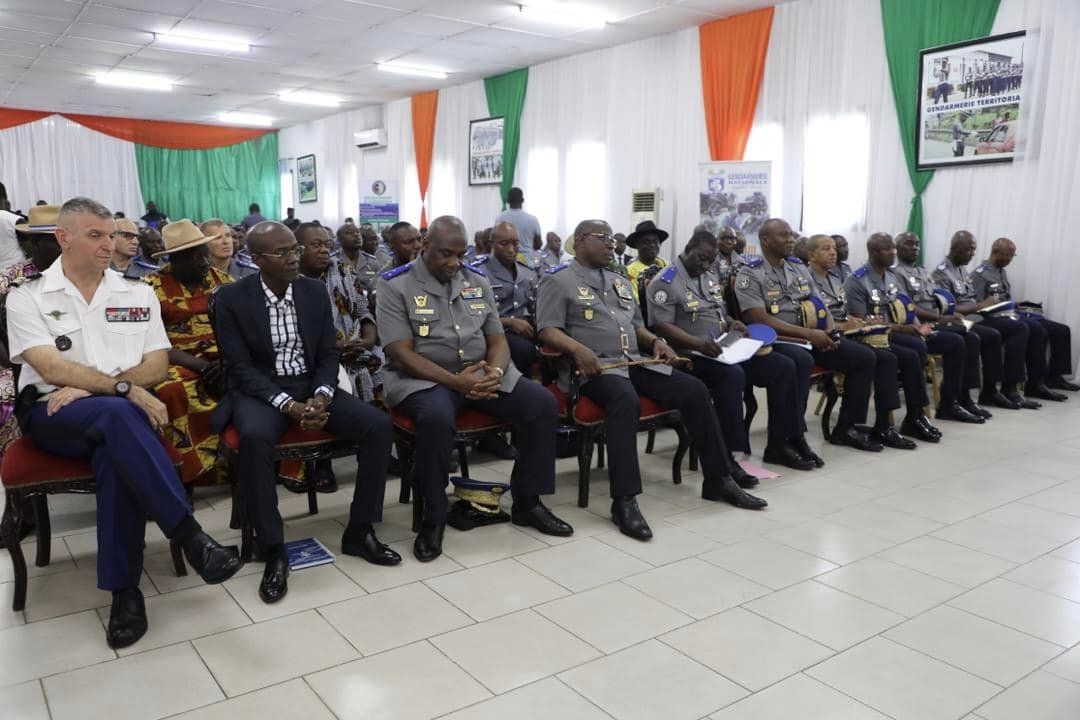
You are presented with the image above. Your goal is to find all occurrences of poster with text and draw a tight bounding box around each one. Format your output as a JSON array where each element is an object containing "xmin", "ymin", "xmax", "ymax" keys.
[
  {"xmin": 359, "ymin": 178, "xmax": 399, "ymax": 230},
  {"xmin": 469, "ymin": 116, "xmax": 503, "ymax": 186},
  {"xmin": 699, "ymin": 161, "xmax": 771, "ymax": 254},
  {"xmin": 917, "ymin": 31, "xmax": 1026, "ymax": 170}
]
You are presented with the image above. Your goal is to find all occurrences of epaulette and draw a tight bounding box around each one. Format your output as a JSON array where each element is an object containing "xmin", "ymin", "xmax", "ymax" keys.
[
  {"xmin": 786, "ymin": 256, "xmax": 804, "ymax": 264},
  {"xmin": 471, "ymin": 253, "xmax": 490, "ymax": 264},
  {"xmin": 853, "ymin": 266, "xmax": 868, "ymax": 278},
  {"xmin": 361, "ymin": 250, "xmax": 378, "ymax": 260},
  {"xmin": 11, "ymin": 271, "xmax": 41, "ymax": 286},
  {"xmin": 381, "ymin": 262, "xmax": 412, "ymax": 280},
  {"xmin": 745, "ymin": 257, "xmax": 764, "ymax": 268},
  {"xmin": 517, "ymin": 260, "xmax": 534, "ymax": 270},
  {"xmin": 545, "ymin": 263, "xmax": 568, "ymax": 274},
  {"xmin": 973, "ymin": 264, "xmax": 986, "ymax": 273},
  {"xmin": 463, "ymin": 263, "xmax": 486, "ymax": 277},
  {"xmin": 657, "ymin": 265, "xmax": 678, "ymax": 284},
  {"xmin": 936, "ymin": 262, "xmax": 948, "ymax": 271},
  {"xmin": 132, "ymin": 257, "xmax": 160, "ymax": 269}
]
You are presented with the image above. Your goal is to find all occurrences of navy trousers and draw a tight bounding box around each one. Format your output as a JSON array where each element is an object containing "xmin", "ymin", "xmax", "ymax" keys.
[
  {"xmin": 1040, "ymin": 318, "xmax": 1073, "ymax": 378},
  {"xmin": 888, "ymin": 332, "xmax": 930, "ymax": 415},
  {"xmin": 980, "ymin": 316, "xmax": 1029, "ymax": 385},
  {"xmin": 505, "ymin": 330, "xmax": 539, "ymax": 376},
  {"xmin": 810, "ymin": 338, "xmax": 876, "ymax": 432},
  {"xmin": 25, "ymin": 397, "xmax": 191, "ymax": 591},
  {"xmin": 921, "ymin": 330, "xmax": 966, "ymax": 406},
  {"xmin": 936, "ymin": 325, "xmax": 984, "ymax": 392}
]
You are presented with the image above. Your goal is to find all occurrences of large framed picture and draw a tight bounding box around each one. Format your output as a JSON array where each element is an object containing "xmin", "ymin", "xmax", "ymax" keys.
[
  {"xmin": 916, "ymin": 31, "xmax": 1026, "ymax": 170},
  {"xmin": 469, "ymin": 116, "xmax": 504, "ymax": 186},
  {"xmin": 297, "ymin": 154, "xmax": 318, "ymax": 202}
]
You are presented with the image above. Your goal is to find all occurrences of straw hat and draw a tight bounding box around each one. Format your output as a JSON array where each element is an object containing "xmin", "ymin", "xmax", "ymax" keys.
[
  {"xmin": 14, "ymin": 204, "xmax": 61, "ymax": 234},
  {"xmin": 153, "ymin": 218, "xmax": 220, "ymax": 258}
]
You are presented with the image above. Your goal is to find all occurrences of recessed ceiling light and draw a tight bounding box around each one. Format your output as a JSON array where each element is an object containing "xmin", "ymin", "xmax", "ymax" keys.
[
  {"xmin": 155, "ymin": 32, "xmax": 249, "ymax": 53},
  {"xmin": 218, "ymin": 112, "xmax": 273, "ymax": 127},
  {"xmin": 278, "ymin": 90, "xmax": 341, "ymax": 107},
  {"xmin": 94, "ymin": 71, "xmax": 173, "ymax": 91},
  {"xmin": 376, "ymin": 63, "xmax": 448, "ymax": 80},
  {"xmin": 518, "ymin": 2, "xmax": 609, "ymax": 30}
]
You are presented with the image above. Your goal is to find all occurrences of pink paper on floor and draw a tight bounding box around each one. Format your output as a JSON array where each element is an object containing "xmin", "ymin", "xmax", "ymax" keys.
[{"xmin": 739, "ymin": 460, "xmax": 781, "ymax": 479}]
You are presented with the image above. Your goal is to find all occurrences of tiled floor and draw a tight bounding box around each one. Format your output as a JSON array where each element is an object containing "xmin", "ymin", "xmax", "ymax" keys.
[{"xmin": 4, "ymin": 393, "xmax": 1080, "ymax": 719}]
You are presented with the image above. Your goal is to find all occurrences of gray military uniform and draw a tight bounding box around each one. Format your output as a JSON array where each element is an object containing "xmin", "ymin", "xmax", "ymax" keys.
[
  {"xmin": 810, "ymin": 268, "xmax": 848, "ymax": 321},
  {"xmin": 970, "ymin": 260, "xmax": 1012, "ymax": 301},
  {"xmin": 646, "ymin": 257, "xmax": 728, "ymax": 336},
  {"xmin": 112, "ymin": 258, "xmax": 158, "ymax": 280},
  {"xmin": 931, "ymin": 259, "xmax": 978, "ymax": 304},
  {"xmin": 472, "ymin": 255, "xmax": 537, "ymax": 320},
  {"xmin": 350, "ymin": 251, "xmax": 384, "ymax": 295},
  {"xmin": 842, "ymin": 266, "xmax": 904, "ymax": 317},
  {"xmin": 536, "ymin": 259, "xmax": 652, "ymax": 389},
  {"xmin": 376, "ymin": 258, "xmax": 521, "ymax": 408},
  {"xmin": 893, "ymin": 261, "xmax": 942, "ymax": 313},
  {"xmin": 711, "ymin": 250, "xmax": 745, "ymax": 287},
  {"xmin": 734, "ymin": 256, "xmax": 820, "ymax": 326}
]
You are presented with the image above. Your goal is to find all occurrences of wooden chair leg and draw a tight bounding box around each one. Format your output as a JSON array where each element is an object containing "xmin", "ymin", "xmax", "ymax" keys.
[
  {"xmin": 578, "ymin": 428, "xmax": 595, "ymax": 508},
  {"xmin": 170, "ymin": 540, "xmax": 187, "ymax": 576},
  {"xmin": 396, "ymin": 437, "xmax": 412, "ymax": 504},
  {"xmin": 671, "ymin": 423, "xmax": 688, "ymax": 485},
  {"xmin": 2, "ymin": 492, "xmax": 29, "ymax": 612},
  {"xmin": 689, "ymin": 444, "xmax": 699, "ymax": 472},
  {"xmin": 821, "ymin": 380, "xmax": 839, "ymax": 439},
  {"xmin": 456, "ymin": 440, "xmax": 471, "ymax": 480},
  {"xmin": 410, "ymin": 460, "xmax": 422, "ymax": 533},
  {"xmin": 31, "ymin": 494, "xmax": 50, "ymax": 567},
  {"xmin": 596, "ymin": 440, "xmax": 605, "ymax": 469},
  {"xmin": 645, "ymin": 429, "xmax": 656, "ymax": 454},
  {"xmin": 305, "ymin": 461, "xmax": 319, "ymax": 515},
  {"xmin": 743, "ymin": 388, "xmax": 758, "ymax": 455},
  {"xmin": 228, "ymin": 464, "xmax": 254, "ymax": 564}
]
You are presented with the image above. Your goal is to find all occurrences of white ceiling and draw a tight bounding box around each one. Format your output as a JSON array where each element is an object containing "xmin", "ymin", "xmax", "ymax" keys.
[{"xmin": 0, "ymin": 0, "xmax": 777, "ymax": 128}]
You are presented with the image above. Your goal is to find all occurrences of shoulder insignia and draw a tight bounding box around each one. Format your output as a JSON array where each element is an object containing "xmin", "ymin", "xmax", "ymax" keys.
[
  {"xmin": 545, "ymin": 263, "xmax": 568, "ymax": 275},
  {"xmin": 746, "ymin": 257, "xmax": 764, "ymax": 268},
  {"xmin": 853, "ymin": 266, "xmax": 868, "ymax": 278},
  {"xmin": 132, "ymin": 258, "xmax": 159, "ymax": 269},
  {"xmin": 472, "ymin": 253, "xmax": 490, "ymax": 264},
  {"xmin": 463, "ymin": 263, "xmax": 486, "ymax": 277},
  {"xmin": 10, "ymin": 272, "xmax": 41, "ymax": 287},
  {"xmin": 658, "ymin": 265, "xmax": 678, "ymax": 284},
  {"xmin": 973, "ymin": 264, "xmax": 986, "ymax": 273},
  {"xmin": 381, "ymin": 262, "xmax": 412, "ymax": 281},
  {"xmin": 936, "ymin": 262, "xmax": 947, "ymax": 271},
  {"xmin": 786, "ymin": 256, "xmax": 804, "ymax": 264}
]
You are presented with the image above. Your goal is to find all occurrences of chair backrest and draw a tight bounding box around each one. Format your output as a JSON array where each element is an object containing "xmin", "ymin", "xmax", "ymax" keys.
[{"xmin": 724, "ymin": 274, "xmax": 743, "ymax": 322}]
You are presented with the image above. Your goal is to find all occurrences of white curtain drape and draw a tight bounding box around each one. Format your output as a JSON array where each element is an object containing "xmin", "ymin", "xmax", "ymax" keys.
[{"xmin": 0, "ymin": 116, "xmax": 144, "ymax": 217}]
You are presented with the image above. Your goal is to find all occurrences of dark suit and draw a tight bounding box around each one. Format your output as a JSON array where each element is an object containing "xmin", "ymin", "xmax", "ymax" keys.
[{"xmin": 212, "ymin": 274, "xmax": 392, "ymax": 549}]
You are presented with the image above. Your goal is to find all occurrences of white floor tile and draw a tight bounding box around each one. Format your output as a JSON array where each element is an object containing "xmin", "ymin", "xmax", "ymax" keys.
[
  {"xmin": 873, "ymin": 488, "xmax": 1002, "ymax": 524},
  {"xmin": 334, "ymin": 539, "xmax": 464, "ymax": 593},
  {"xmin": 931, "ymin": 516, "xmax": 1064, "ymax": 563},
  {"xmin": 306, "ymin": 641, "xmax": 491, "ymax": 720},
  {"xmin": 700, "ymin": 538, "xmax": 838, "ymax": 590},
  {"xmin": 1044, "ymin": 643, "xmax": 1080, "ymax": 683},
  {"xmin": 431, "ymin": 609, "xmax": 600, "ymax": 693},
  {"xmin": 662, "ymin": 607, "xmax": 832, "ymax": 691},
  {"xmin": 815, "ymin": 556, "xmax": 966, "ymax": 616},
  {"xmin": 319, "ymin": 581, "xmax": 473, "ymax": 655},
  {"xmin": 807, "ymin": 637, "xmax": 1000, "ymax": 720},
  {"xmin": 516, "ymin": 537, "xmax": 651, "ymax": 592},
  {"xmin": 440, "ymin": 677, "xmax": 610, "ymax": 720},
  {"xmin": 513, "ymin": 506, "xmax": 616, "ymax": 545},
  {"xmin": 879, "ymin": 536, "xmax": 1015, "ymax": 587},
  {"xmin": 424, "ymin": 558, "xmax": 569, "ymax": 621},
  {"xmin": 560, "ymin": 640, "xmax": 747, "ymax": 720},
  {"xmin": 624, "ymin": 557, "xmax": 771, "ymax": 619},
  {"xmin": 21, "ymin": 567, "xmax": 114, "ymax": 623},
  {"xmin": 710, "ymin": 673, "xmax": 890, "ymax": 720},
  {"xmin": 43, "ymin": 643, "xmax": 223, "ymax": 720},
  {"xmin": 1005, "ymin": 555, "xmax": 1080, "ymax": 602},
  {"xmin": 744, "ymin": 580, "xmax": 904, "ymax": 651},
  {"xmin": 766, "ymin": 519, "xmax": 896, "ymax": 565},
  {"xmin": 168, "ymin": 678, "xmax": 335, "ymax": 720},
  {"xmin": 0, "ymin": 536, "xmax": 76, "ymax": 583},
  {"xmin": 0, "ymin": 680, "xmax": 49, "ymax": 720},
  {"xmin": 593, "ymin": 522, "xmax": 720, "ymax": 565},
  {"xmin": 948, "ymin": 578, "xmax": 1080, "ymax": 646},
  {"xmin": 977, "ymin": 670, "xmax": 1080, "ymax": 720},
  {"xmin": 223, "ymin": 563, "xmax": 364, "ymax": 622},
  {"xmin": 666, "ymin": 505, "xmax": 786, "ymax": 544},
  {"xmin": 977, "ymin": 502, "xmax": 1080, "ymax": 543},
  {"xmin": 441, "ymin": 523, "xmax": 548, "ymax": 567},
  {"xmin": 885, "ymin": 605, "xmax": 1063, "ymax": 686},
  {"xmin": 0, "ymin": 611, "xmax": 114, "ymax": 687},
  {"xmin": 823, "ymin": 501, "xmax": 944, "ymax": 543},
  {"xmin": 193, "ymin": 610, "xmax": 358, "ymax": 696}
]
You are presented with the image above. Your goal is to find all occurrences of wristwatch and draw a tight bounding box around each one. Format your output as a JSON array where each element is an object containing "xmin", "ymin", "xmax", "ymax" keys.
[
  {"xmin": 491, "ymin": 366, "xmax": 505, "ymax": 378},
  {"xmin": 114, "ymin": 380, "xmax": 133, "ymax": 398}
]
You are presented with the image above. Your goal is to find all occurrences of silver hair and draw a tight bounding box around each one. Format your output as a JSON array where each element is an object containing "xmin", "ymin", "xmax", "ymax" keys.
[{"xmin": 58, "ymin": 197, "xmax": 113, "ymax": 226}]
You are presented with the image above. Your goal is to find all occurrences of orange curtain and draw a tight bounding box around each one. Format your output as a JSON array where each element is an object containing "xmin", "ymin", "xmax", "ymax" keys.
[
  {"xmin": 0, "ymin": 108, "xmax": 50, "ymax": 130},
  {"xmin": 61, "ymin": 113, "xmax": 270, "ymax": 149},
  {"xmin": 411, "ymin": 91, "xmax": 438, "ymax": 228},
  {"xmin": 699, "ymin": 7, "xmax": 774, "ymax": 161}
]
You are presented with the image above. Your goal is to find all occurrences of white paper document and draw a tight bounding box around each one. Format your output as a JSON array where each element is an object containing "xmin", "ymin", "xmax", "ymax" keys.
[{"xmin": 691, "ymin": 337, "xmax": 763, "ymax": 365}]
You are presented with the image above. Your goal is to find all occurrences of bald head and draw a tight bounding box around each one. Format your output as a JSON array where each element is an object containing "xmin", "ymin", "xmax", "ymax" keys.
[
  {"xmin": 573, "ymin": 219, "xmax": 614, "ymax": 269},
  {"xmin": 895, "ymin": 231, "xmax": 920, "ymax": 264},
  {"xmin": 490, "ymin": 221, "xmax": 518, "ymax": 243},
  {"xmin": 867, "ymin": 232, "xmax": 893, "ymax": 253},
  {"xmin": 948, "ymin": 230, "xmax": 977, "ymax": 265},
  {"xmin": 990, "ymin": 236, "xmax": 1016, "ymax": 268},
  {"xmin": 246, "ymin": 221, "xmax": 294, "ymax": 253},
  {"xmin": 427, "ymin": 216, "xmax": 467, "ymax": 245}
]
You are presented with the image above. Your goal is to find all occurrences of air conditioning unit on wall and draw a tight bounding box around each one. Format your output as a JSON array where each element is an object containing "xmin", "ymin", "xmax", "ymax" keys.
[
  {"xmin": 631, "ymin": 187, "xmax": 660, "ymax": 227},
  {"xmin": 353, "ymin": 128, "xmax": 387, "ymax": 149}
]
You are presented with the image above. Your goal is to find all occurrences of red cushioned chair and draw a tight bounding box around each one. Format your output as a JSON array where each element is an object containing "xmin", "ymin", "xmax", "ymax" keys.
[{"xmin": 390, "ymin": 408, "xmax": 514, "ymax": 532}]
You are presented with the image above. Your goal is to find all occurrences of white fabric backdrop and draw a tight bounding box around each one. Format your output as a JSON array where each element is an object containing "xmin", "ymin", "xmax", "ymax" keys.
[{"xmin": 0, "ymin": 116, "xmax": 144, "ymax": 217}]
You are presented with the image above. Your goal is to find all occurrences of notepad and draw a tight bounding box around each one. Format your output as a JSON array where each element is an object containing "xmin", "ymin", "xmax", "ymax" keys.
[
  {"xmin": 285, "ymin": 537, "xmax": 335, "ymax": 571},
  {"xmin": 691, "ymin": 337, "xmax": 763, "ymax": 365}
]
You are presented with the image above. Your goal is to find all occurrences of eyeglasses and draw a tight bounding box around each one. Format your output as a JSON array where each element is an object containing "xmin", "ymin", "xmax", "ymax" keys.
[
  {"xmin": 255, "ymin": 245, "xmax": 304, "ymax": 259},
  {"xmin": 581, "ymin": 232, "xmax": 616, "ymax": 247},
  {"xmin": 111, "ymin": 231, "xmax": 139, "ymax": 240}
]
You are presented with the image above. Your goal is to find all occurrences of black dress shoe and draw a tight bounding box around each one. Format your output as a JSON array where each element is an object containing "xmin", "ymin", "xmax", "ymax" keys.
[
  {"xmin": 762, "ymin": 443, "xmax": 815, "ymax": 471},
  {"xmin": 512, "ymin": 501, "xmax": 574, "ymax": 536},
  {"xmin": 935, "ymin": 401, "xmax": 985, "ymax": 424},
  {"xmin": 900, "ymin": 416, "xmax": 941, "ymax": 443},
  {"xmin": 611, "ymin": 496, "xmax": 652, "ymax": 541},
  {"xmin": 1005, "ymin": 391, "xmax": 1041, "ymax": 409},
  {"xmin": 106, "ymin": 588, "xmax": 147, "ymax": 650},
  {"xmin": 792, "ymin": 436, "xmax": 825, "ymax": 467},
  {"xmin": 341, "ymin": 523, "xmax": 402, "ymax": 566},
  {"xmin": 873, "ymin": 426, "xmax": 918, "ymax": 449},
  {"xmin": 259, "ymin": 552, "xmax": 289, "ymax": 604},
  {"xmin": 980, "ymin": 389, "xmax": 1021, "ymax": 409},
  {"xmin": 314, "ymin": 459, "xmax": 338, "ymax": 493},
  {"xmin": 413, "ymin": 523, "xmax": 445, "ymax": 562},
  {"xmin": 830, "ymin": 426, "xmax": 883, "ymax": 452},
  {"xmin": 961, "ymin": 396, "xmax": 993, "ymax": 419},
  {"xmin": 182, "ymin": 530, "xmax": 242, "ymax": 585},
  {"xmin": 702, "ymin": 476, "xmax": 768, "ymax": 509},
  {"xmin": 1047, "ymin": 376, "xmax": 1080, "ymax": 392},
  {"xmin": 1026, "ymin": 383, "xmax": 1067, "ymax": 402},
  {"xmin": 476, "ymin": 434, "xmax": 518, "ymax": 460},
  {"xmin": 729, "ymin": 461, "xmax": 761, "ymax": 488}
]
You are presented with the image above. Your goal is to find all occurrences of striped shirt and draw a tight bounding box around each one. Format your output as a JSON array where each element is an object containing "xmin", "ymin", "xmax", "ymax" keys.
[{"xmin": 262, "ymin": 280, "xmax": 333, "ymax": 410}]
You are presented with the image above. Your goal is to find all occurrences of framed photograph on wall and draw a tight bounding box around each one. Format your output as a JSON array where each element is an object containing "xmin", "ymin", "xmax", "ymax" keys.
[
  {"xmin": 297, "ymin": 154, "xmax": 318, "ymax": 202},
  {"xmin": 469, "ymin": 116, "xmax": 504, "ymax": 186},
  {"xmin": 916, "ymin": 31, "xmax": 1026, "ymax": 170}
]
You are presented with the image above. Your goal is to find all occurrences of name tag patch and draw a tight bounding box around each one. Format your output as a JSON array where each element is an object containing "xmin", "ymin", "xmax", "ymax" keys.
[
  {"xmin": 460, "ymin": 286, "xmax": 484, "ymax": 300},
  {"xmin": 105, "ymin": 307, "xmax": 150, "ymax": 322}
]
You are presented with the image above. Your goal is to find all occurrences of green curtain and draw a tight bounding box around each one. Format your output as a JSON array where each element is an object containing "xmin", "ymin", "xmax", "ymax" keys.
[
  {"xmin": 880, "ymin": 0, "xmax": 999, "ymax": 255},
  {"xmin": 484, "ymin": 68, "xmax": 528, "ymax": 209},
  {"xmin": 135, "ymin": 133, "xmax": 279, "ymax": 224}
]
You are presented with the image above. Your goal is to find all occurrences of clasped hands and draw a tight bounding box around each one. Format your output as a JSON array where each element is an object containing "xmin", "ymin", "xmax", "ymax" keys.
[
  {"xmin": 285, "ymin": 394, "xmax": 331, "ymax": 431},
  {"xmin": 454, "ymin": 361, "xmax": 503, "ymax": 400}
]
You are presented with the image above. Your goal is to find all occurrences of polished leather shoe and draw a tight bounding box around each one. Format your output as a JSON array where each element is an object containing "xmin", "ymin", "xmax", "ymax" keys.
[
  {"xmin": 1026, "ymin": 383, "xmax": 1067, "ymax": 402},
  {"xmin": 763, "ymin": 443, "xmax": 815, "ymax": 471},
  {"xmin": 477, "ymin": 434, "xmax": 518, "ymax": 460},
  {"xmin": 106, "ymin": 588, "xmax": 147, "ymax": 649},
  {"xmin": 935, "ymin": 401, "xmax": 985, "ymax": 424},
  {"xmin": 413, "ymin": 523, "xmax": 445, "ymax": 562},
  {"xmin": 729, "ymin": 461, "xmax": 761, "ymax": 488},
  {"xmin": 259, "ymin": 552, "xmax": 289, "ymax": 604},
  {"xmin": 980, "ymin": 390, "xmax": 1021, "ymax": 410},
  {"xmin": 961, "ymin": 396, "xmax": 992, "ymax": 419},
  {"xmin": 703, "ymin": 476, "xmax": 768, "ymax": 509},
  {"xmin": 512, "ymin": 501, "xmax": 574, "ymax": 536},
  {"xmin": 1047, "ymin": 376, "xmax": 1080, "ymax": 392},
  {"xmin": 830, "ymin": 426, "xmax": 883, "ymax": 452},
  {"xmin": 314, "ymin": 460, "xmax": 338, "ymax": 493},
  {"xmin": 872, "ymin": 426, "xmax": 918, "ymax": 449},
  {"xmin": 792, "ymin": 436, "xmax": 825, "ymax": 467},
  {"xmin": 900, "ymin": 416, "xmax": 941, "ymax": 443},
  {"xmin": 1005, "ymin": 391, "xmax": 1041, "ymax": 409},
  {"xmin": 341, "ymin": 523, "xmax": 402, "ymax": 566},
  {"xmin": 611, "ymin": 496, "xmax": 652, "ymax": 540},
  {"xmin": 182, "ymin": 530, "xmax": 242, "ymax": 585}
]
